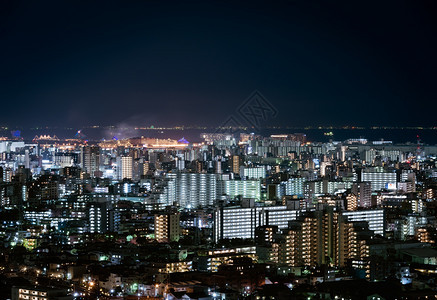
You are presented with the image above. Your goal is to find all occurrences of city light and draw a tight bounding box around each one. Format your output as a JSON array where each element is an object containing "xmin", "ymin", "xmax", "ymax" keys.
[{"xmin": 1, "ymin": 2, "xmax": 436, "ymax": 298}]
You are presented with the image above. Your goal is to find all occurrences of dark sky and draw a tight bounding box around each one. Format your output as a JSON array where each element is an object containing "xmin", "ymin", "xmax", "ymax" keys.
[{"xmin": 1, "ymin": 0, "xmax": 436, "ymax": 128}]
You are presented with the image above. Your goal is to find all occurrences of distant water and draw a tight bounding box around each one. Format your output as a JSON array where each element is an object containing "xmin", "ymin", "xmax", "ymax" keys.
[
  {"xmin": 285, "ymin": 128, "xmax": 437, "ymax": 145},
  {"xmin": 1, "ymin": 127, "xmax": 437, "ymax": 145}
]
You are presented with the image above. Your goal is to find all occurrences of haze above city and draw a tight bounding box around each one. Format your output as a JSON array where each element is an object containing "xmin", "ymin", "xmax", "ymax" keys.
[{"xmin": 1, "ymin": 1, "xmax": 436, "ymax": 128}]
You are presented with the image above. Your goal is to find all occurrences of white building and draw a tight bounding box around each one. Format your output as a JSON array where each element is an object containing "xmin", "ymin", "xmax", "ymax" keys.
[
  {"xmin": 240, "ymin": 166, "xmax": 266, "ymax": 179},
  {"xmin": 219, "ymin": 179, "xmax": 261, "ymax": 200},
  {"xmin": 362, "ymin": 170, "xmax": 397, "ymax": 191},
  {"xmin": 365, "ymin": 149, "xmax": 403, "ymax": 163},
  {"xmin": 213, "ymin": 205, "xmax": 299, "ymax": 242},
  {"xmin": 342, "ymin": 209, "xmax": 385, "ymax": 236},
  {"xmin": 306, "ymin": 180, "xmax": 353, "ymax": 198},
  {"xmin": 281, "ymin": 177, "xmax": 306, "ymax": 197},
  {"xmin": 116, "ymin": 156, "xmax": 133, "ymax": 180},
  {"xmin": 159, "ymin": 173, "xmax": 219, "ymax": 208}
]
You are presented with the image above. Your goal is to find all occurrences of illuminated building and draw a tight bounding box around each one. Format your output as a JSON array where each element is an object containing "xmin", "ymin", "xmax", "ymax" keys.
[
  {"xmin": 116, "ymin": 156, "xmax": 133, "ymax": 180},
  {"xmin": 279, "ymin": 216, "xmax": 321, "ymax": 266},
  {"xmin": 281, "ymin": 177, "xmax": 306, "ymax": 198},
  {"xmin": 276, "ymin": 210, "xmax": 371, "ymax": 270},
  {"xmin": 231, "ymin": 155, "xmax": 240, "ymax": 174},
  {"xmin": 98, "ymin": 136, "xmax": 190, "ymax": 149},
  {"xmin": 365, "ymin": 149, "xmax": 403, "ymax": 164},
  {"xmin": 306, "ymin": 180, "xmax": 353, "ymax": 199},
  {"xmin": 346, "ymin": 193, "xmax": 358, "ymax": 211},
  {"xmin": 54, "ymin": 152, "xmax": 77, "ymax": 168},
  {"xmin": 362, "ymin": 169, "xmax": 397, "ymax": 191},
  {"xmin": 159, "ymin": 172, "xmax": 218, "ymax": 208},
  {"xmin": 143, "ymin": 161, "xmax": 150, "ymax": 174},
  {"xmin": 215, "ymin": 158, "xmax": 222, "ymax": 174},
  {"xmin": 397, "ymin": 181, "xmax": 416, "ymax": 193},
  {"xmin": 379, "ymin": 194, "xmax": 407, "ymax": 208},
  {"xmin": 255, "ymin": 225, "xmax": 278, "ymax": 245},
  {"xmin": 82, "ymin": 146, "xmax": 100, "ymax": 177},
  {"xmin": 342, "ymin": 209, "xmax": 385, "ymax": 236},
  {"xmin": 24, "ymin": 210, "xmax": 52, "ymax": 226},
  {"xmin": 0, "ymin": 140, "xmax": 25, "ymax": 152},
  {"xmin": 315, "ymin": 195, "xmax": 344, "ymax": 209},
  {"xmin": 132, "ymin": 158, "xmax": 143, "ymax": 181},
  {"xmin": 198, "ymin": 246, "xmax": 257, "ymax": 272},
  {"xmin": 416, "ymin": 227, "xmax": 435, "ymax": 244},
  {"xmin": 32, "ymin": 178, "xmax": 59, "ymax": 201},
  {"xmin": 201, "ymin": 133, "xmax": 234, "ymax": 144},
  {"xmin": 219, "ymin": 179, "xmax": 261, "ymax": 200},
  {"xmin": 248, "ymin": 138, "xmax": 302, "ymax": 157},
  {"xmin": 212, "ymin": 137, "xmax": 237, "ymax": 149},
  {"xmin": 12, "ymin": 286, "xmax": 69, "ymax": 300},
  {"xmin": 154, "ymin": 212, "xmax": 181, "ymax": 242},
  {"xmin": 2, "ymin": 167, "xmax": 13, "ymax": 183},
  {"xmin": 394, "ymin": 215, "xmax": 427, "ymax": 241},
  {"xmin": 157, "ymin": 261, "xmax": 192, "ymax": 273},
  {"xmin": 411, "ymin": 199, "xmax": 423, "ymax": 213},
  {"xmin": 282, "ymin": 196, "xmax": 307, "ymax": 210},
  {"xmin": 351, "ymin": 182, "xmax": 372, "ymax": 208},
  {"xmin": 240, "ymin": 166, "xmax": 265, "ymax": 179},
  {"xmin": 88, "ymin": 196, "xmax": 120, "ymax": 234},
  {"xmin": 213, "ymin": 205, "xmax": 299, "ymax": 242},
  {"xmin": 175, "ymin": 156, "xmax": 185, "ymax": 170},
  {"xmin": 424, "ymin": 188, "xmax": 435, "ymax": 200}
]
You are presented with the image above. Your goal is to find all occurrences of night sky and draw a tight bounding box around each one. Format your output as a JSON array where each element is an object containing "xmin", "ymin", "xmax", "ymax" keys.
[{"xmin": 1, "ymin": 1, "xmax": 436, "ymax": 128}]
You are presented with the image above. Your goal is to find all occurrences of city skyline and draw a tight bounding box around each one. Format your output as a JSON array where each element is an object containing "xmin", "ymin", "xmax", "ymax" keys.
[
  {"xmin": 2, "ymin": 1, "xmax": 437, "ymax": 299},
  {"xmin": 2, "ymin": 130, "xmax": 437, "ymax": 298}
]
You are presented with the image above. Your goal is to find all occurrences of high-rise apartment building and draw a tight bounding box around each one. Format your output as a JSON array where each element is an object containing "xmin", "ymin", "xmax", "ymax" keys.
[
  {"xmin": 218, "ymin": 179, "xmax": 261, "ymax": 200},
  {"xmin": 362, "ymin": 169, "xmax": 397, "ymax": 191},
  {"xmin": 351, "ymin": 182, "xmax": 372, "ymax": 208},
  {"xmin": 155, "ymin": 212, "xmax": 181, "ymax": 242},
  {"xmin": 116, "ymin": 156, "xmax": 133, "ymax": 180},
  {"xmin": 88, "ymin": 195, "xmax": 120, "ymax": 234},
  {"xmin": 240, "ymin": 166, "xmax": 266, "ymax": 179},
  {"xmin": 213, "ymin": 205, "xmax": 299, "ymax": 242},
  {"xmin": 342, "ymin": 209, "xmax": 385, "ymax": 236},
  {"xmin": 277, "ymin": 209, "xmax": 371, "ymax": 268},
  {"xmin": 82, "ymin": 146, "xmax": 100, "ymax": 177},
  {"xmin": 281, "ymin": 177, "xmax": 306, "ymax": 198},
  {"xmin": 231, "ymin": 155, "xmax": 240, "ymax": 174},
  {"xmin": 159, "ymin": 173, "xmax": 219, "ymax": 208}
]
